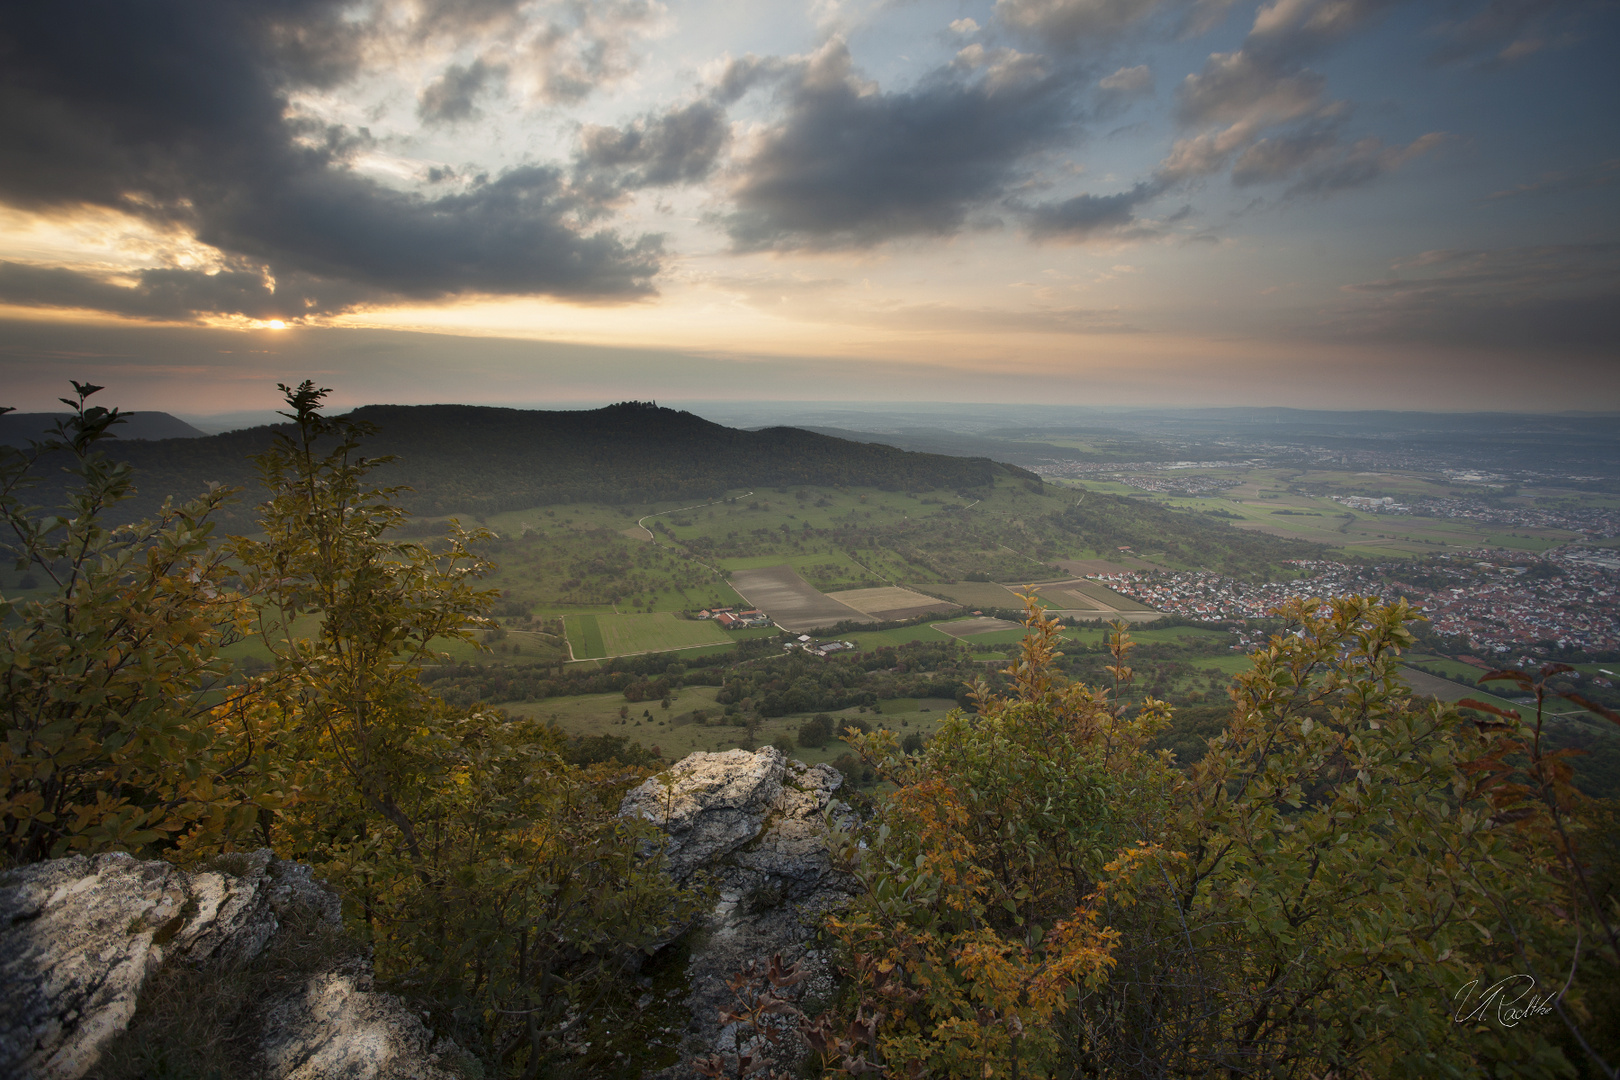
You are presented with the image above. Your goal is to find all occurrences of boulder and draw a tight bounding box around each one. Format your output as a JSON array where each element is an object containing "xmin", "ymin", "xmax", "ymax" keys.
[
  {"xmin": 620, "ymin": 748, "xmax": 857, "ymax": 1077},
  {"xmin": 0, "ymin": 850, "xmax": 458, "ymax": 1080}
]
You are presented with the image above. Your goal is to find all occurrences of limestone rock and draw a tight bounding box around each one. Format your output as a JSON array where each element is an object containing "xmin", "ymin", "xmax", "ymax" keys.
[
  {"xmin": 259, "ymin": 960, "xmax": 458, "ymax": 1080},
  {"xmin": 622, "ymin": 748, "xmax": 858, "ymax": 1078},
  {"xmin": 0, "ymin": 851, "xmax": 456, "ymax": 1080},
  {"xmin": 619, "ymin": 747, "xmax": 788, "ymax": 882}
]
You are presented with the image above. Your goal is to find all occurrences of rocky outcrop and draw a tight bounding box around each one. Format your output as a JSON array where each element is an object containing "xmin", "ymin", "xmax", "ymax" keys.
[
  {"xmin": 620, "ymin": 748, "xmax": 857, "ymax": 1076},
  {"xmin": 0, "ymin": 850, "xmax": 459, "ymax": 1080}
]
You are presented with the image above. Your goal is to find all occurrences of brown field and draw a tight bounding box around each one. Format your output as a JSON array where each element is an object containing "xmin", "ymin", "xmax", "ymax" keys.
[
  {"xmin": 729, "ymin": 564, "xmax": 871, "ymax": 632},
  {"xmin": 934, "ymin": 617, "xmax": 1021, "ymax": 638},
  {"xmin": 828, "ymin": 586, "xmax": 961, "ymax": 621},
  {"xmin": 920, "ymin": 581, "xmax": 1028, "ymax": 610}
]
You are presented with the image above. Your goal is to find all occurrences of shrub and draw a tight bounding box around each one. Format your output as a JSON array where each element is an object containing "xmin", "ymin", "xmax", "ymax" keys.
[
  {"xmin": 798, "ymin": 714, "xmax": 833, "ymax": 748},
  {"xmin": 828, "ymin": 597, "xmax": 1619, "ymax": 1077},
  {"xmin": 0, "ymin": 384, "xmax": 250, "ymax": 866}
]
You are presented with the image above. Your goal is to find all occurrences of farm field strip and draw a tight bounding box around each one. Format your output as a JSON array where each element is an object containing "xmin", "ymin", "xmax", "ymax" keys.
[
  {"xmin": 563, "ymin": 612, "xmax": 729, "ymax": 660},
  {"xmin": 919, "ymin": 581, "xmax": 1030, "ymax": 609},
  {"xmin": 598, "ymin": 612, "xmax": 730, "ymax": 655},
  {"xmin": 566, "ymin": 614, "xmax": 607, "ymax": 659},
  {"xmin": 1400, "ymin": 666, "xmax": 1527, "ymax": 712},
  {"xmin": 827, "ymin": 585, "xmax": 961, "ymax": 620},
  {"xmin": 933, "ymin": 617, "xmax": 1022, "ymax": 638},
  {"xmin": 730, "ymin": 564, "xmax": 872, "ymax": 632},
  {"xmin": 1058, "ymin": 579, "xmax": 1156, "ymax": 612}
]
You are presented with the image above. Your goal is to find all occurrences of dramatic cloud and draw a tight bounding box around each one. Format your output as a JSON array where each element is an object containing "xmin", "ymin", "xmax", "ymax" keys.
[
  {"xmin": 577, "ymin": 101, "xmax": 730, "ymax": 190},
  {"xmin": 406, "ymin": 0, "xmax": 662, "ymax": 104},
  {"xmin": 418, "ymin": 58, "xmax": 505, "ymax": 124},
  {"xmin": 0, "ymin": 263, "xmax": 371, "ymax": 321},
  {"xmin": 0, "ymin": 1, "xmax": 661, "ymax": 321},
  {"xmin": 723, "ymin": 41, "xmax": 1080, "ymax": 250}
]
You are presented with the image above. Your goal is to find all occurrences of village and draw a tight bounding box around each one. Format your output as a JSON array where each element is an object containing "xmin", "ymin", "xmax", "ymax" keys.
[{"xmin": 1091, "ymin": 546, "xmax": 1620, "ymax": 656}]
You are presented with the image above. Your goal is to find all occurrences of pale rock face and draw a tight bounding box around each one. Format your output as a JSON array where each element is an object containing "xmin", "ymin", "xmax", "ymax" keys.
[
  {"xmin": 620, "ymin": 747, "xmax": 788, "ymax": 881},
  {"xmin": 0, "ymin": 850, "xmax": 455, "ymax": 1080},
  {"xmin": 621, "ymin": 748, "xmax": 857, "ymax": 1078}
]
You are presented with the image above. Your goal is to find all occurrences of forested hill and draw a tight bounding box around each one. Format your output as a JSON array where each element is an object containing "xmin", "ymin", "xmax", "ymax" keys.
[
  {"xmin": 0, "ymin": 410, "xmax": 205, "ymax": 446},
  {"xmin": 54, "ymin": 401, "xmax": 1035, "ymax": 523}
]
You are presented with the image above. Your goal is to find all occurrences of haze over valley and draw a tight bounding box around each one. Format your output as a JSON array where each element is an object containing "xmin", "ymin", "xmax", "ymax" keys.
[{"xmin": 3, "ymin": 1, "xmax": 1619, "ymax": 1077}]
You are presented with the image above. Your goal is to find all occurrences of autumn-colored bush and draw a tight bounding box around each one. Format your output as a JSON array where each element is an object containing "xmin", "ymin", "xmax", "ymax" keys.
[
  {"xmin": 832, "ymin": 596, "xmax": 1619, "ymax": 1078},
  {"xmin": 3, "ymin": 383, "xmax": 701, "ymax": 1077},
  {"xmin": 1, "ymin": 385, "xmax": 252, "ymax": 866}
]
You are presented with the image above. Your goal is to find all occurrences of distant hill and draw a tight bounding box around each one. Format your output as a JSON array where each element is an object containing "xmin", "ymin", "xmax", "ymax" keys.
[
  {"xmin": 29, "ymin": 402, "xmax": 1035, "ymax": 524},
  {"xmin": 0, "ymin": 411, "xmax": 205, "ymax": 447},
  {"xmin": 796, "ymin": 426, "xmax": 1172, "ymax": 466}
]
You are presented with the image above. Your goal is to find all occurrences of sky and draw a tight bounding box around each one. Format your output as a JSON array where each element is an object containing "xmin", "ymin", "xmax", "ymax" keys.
[{"xmin": 1, "ymin": 0, "xmax": 1616, "ymax": 416}]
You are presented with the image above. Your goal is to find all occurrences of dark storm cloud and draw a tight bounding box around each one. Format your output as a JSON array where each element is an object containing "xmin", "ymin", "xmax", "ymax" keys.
[
  {"xmin": 0, "ymin": 263, "xmax": 374, "ymax": 321},
  {"xmin": 0, "ymin": 1, "xmax": 660, "ymax": 319},
  {"xmin": 723, "ymin": 43, "xmax": 1083, "ymax": 251},
  {"xmin": 418, "ymin": 58, "xmax": 505, "ymax": 124},
  {"xmin": 1332, "ymin": 243, "xmax": 1620, "ymax": 350},
  {"xmin": 576, "ymin": 101, "xmax": 730, "ymax": 190}
]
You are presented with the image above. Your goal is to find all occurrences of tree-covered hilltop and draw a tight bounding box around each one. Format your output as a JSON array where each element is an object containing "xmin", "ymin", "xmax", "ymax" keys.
[{"xmin": 43, "ymin": 401, "xmax": 1030, "ymax": 525}]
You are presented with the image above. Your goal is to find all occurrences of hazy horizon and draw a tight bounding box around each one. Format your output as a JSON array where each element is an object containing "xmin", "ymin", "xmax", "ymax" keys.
[{"xmin": 2, "ymin": 1, "xmax": 1616, "ymax": 413}]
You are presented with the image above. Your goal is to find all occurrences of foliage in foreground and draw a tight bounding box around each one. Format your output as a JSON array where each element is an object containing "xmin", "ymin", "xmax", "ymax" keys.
[
  {"xmin": 1, "ymin": 384, "xmax": 699, "ymax": 1078},
  {"xmin": 1, "ymin": 385, "xmax": 248, "ymax": 865},
  {"xmin": 832, "ymin": 598, "xmax": 1619, "ymax": 1078},
  {"xmin": 5, "ymin": 384, "xmax": 1616, "ymax": 1078}
]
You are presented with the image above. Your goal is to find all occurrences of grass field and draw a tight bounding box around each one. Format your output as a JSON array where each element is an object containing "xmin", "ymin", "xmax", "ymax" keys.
[
  {"xmin": 918, "ymin": 581, "xmax": 1030, "ymax": 609},
  {"xmin": 565, "ymin": 612, "xmax": 728, "ymax": 660},
  {"xmin": 1061, "ymin": 466, "xmax": 1588, "ymax": 558},
  {"xmin": 566, "ymin": 614, "xmax": 607, "ymax": 659},
  {"xmin": 1059, "ymin": 579, "xmax": 1155, "ymax": 611},
  {"xmin": 503, "ymin": 688, "xmax": 959, "ymax": 767}
]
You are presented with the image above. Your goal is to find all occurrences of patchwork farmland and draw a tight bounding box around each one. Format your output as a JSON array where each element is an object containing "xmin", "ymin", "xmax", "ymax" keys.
[
  {"xmin": 826, "ymin": 585, "xmax": 960, "ymax": 621},
  {"xmin": 729, "ymin": 564, "xmax": 873, "ymax": 632}
]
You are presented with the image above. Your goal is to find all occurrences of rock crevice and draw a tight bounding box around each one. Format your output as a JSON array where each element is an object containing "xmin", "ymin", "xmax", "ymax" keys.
[
  {"xmin": 620, "ymin": 747, "xmax": 856, "ymax": 1077},
  {"xmin": 0, "ymin": 850, "xmax": 457, "ymax": 1080}
]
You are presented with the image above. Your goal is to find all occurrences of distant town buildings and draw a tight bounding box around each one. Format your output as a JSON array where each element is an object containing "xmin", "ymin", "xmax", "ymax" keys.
[{"xmin": 1096, "ymin": 547, "xmax": 1619, "ymax": 654}]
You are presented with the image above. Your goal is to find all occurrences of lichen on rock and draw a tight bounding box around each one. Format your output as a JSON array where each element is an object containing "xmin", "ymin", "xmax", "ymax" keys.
[
  {"xmin": 620, "ymin": 747, "xmax": 857, "ymax": 1077},
  {"xmin": 0, "ymin": 851, "xmax": 461, "ymax": 1080}
]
